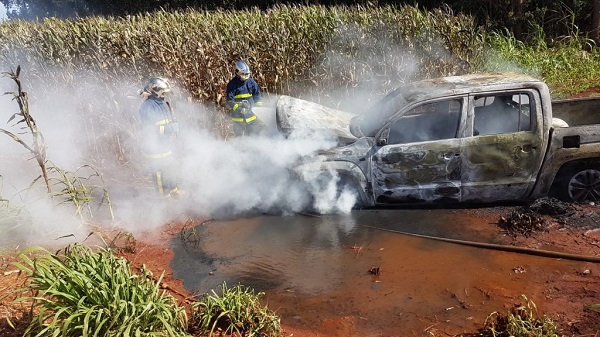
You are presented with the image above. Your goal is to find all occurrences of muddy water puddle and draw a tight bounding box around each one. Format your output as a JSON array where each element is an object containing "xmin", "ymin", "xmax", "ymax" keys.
[{"xmin": 171, "ymin": 208, "xmax": 586, "ymax": 336}]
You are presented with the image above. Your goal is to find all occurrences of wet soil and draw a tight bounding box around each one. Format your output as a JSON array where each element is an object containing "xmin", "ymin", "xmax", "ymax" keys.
[
  {"xmin": 2, "ymin": 201, "xmax": 599, "ymax": 337},
  {"xmin": 173, "ymin": 201, "xmax": 600, "ymax": 337}
]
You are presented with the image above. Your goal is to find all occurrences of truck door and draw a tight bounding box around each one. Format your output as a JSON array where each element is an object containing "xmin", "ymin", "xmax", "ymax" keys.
[
  {"xmin": 461, "ymin": 91, "xmax": 545, "ymax": 202},
  {"xmin": 370, "ymin": 98, "xmax": 465, "ymax": 204}
]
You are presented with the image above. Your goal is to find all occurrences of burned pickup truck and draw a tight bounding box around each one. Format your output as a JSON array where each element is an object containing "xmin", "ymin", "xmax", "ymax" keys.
[{"xmin": 276, "ymin": 72, "xmax": 600, "ymax": 207}]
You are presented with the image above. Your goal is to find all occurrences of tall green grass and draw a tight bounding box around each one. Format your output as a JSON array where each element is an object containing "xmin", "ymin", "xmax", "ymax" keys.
[
  {"xmin": 13, "ymin": 244, "xmax": 189, "ymax": 337},
  {"xmin": 191, "ymin": 282, "xmax": 281, "ymax": 337},
  {"xmin": 477, "ymin": 24, "xmax": 600, "ymax": 98}
]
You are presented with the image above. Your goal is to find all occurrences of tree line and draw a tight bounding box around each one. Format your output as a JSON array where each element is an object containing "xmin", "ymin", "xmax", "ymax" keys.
[{"xmin": 2, "ymin": 0, "xmax": 600, "ymax": 43}]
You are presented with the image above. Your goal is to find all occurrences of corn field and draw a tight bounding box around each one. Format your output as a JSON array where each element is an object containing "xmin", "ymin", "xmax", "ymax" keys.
[
  {"xmin": 0, "ymin": 4, "xmax": 483, "ymax": 102},
  {"xmin": 0, "ymin": 4, "xmax": 484, "ymax": 167}
]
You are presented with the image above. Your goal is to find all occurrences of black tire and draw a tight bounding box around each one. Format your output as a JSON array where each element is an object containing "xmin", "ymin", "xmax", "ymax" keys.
[
  {"xmin": 336, "ymin": 174, "xmax": 368, "ymax": 209},
  {"xmin": 559, "ymin": 166, "xmax": 600, "ymax": 202},
  {"xmin": 307, "ymin": 171, "xmax": 367, "ymax": 212}
]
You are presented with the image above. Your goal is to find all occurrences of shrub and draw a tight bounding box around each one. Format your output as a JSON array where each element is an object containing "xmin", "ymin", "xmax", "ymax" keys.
[
  {"xmin": 13, "ymin": 244, "xmax": 189, "ymax": 337},
  {"xmin": 480, "ymin": 294, "xmax": 563, "ymax": 337},
  {"xmin": 191, "ymin": 282, "xmax": 281, "ymax": 337}
]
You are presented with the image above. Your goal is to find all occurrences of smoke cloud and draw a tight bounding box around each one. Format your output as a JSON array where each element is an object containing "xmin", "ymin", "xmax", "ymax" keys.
[
  {"xmin": 0, "ymin": 65, "xmax": 352, "ymax": 247},
  {"xmin": 0, "ymin": 21, "xmax": 476, "ymax": 248}
]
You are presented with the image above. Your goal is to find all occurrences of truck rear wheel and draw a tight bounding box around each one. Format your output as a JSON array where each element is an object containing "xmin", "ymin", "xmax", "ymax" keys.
[{"xmin": 561, "ymin": 167, "xmax": 600, "ymax": 202}]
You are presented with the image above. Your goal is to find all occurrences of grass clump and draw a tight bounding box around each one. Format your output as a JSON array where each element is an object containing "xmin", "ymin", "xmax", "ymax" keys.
[
  {"xmin": 13, "ymin": 244, "xmax": 189, "ymax": 337},
  {"xmin": 477, "ymin": 26, "xmax": 600, "ymax": 98},
  {"xmin": 479, "ymin": 294, "xmax": 563, "ymax": 337},
  {"xmin": 192, "ymin": 282, "xmax": 281, "ymax": 337}
]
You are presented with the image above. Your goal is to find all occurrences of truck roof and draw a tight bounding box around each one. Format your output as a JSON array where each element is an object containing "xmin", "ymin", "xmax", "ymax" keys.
[
  {"xmin": 357, "ymin": 72, "xmax": 546, "ymax": 137},
  {"xmin": 420, "ymin": 72, "xmax": 542, "ymax": 89}
]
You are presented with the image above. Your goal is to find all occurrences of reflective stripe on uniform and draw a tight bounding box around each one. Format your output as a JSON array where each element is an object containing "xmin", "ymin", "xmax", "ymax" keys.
[
  {"xmin": 232, "ymin": 115, "xmax": 257, "ymax": 123},
  {"xmin": 143, "ymin": 150, "xmax": 173, "ymax": 159},
  {"xmin": 155, "ymin": 119, "xmax": 170, "ymax": 125},
  {"xmin": 255, "ymin": 101, "xmax": 263, "ymax": 106},
  {"xmin": 234, "ymin": 93, "xmax": 252, "ymax": 99},
  {"xmin": 156, "ymin": 171, "xmax": 164, "ymax": 195},
  {"xmin": 156, "ymin": 119, "xmax": 169, "ymax": 135}
]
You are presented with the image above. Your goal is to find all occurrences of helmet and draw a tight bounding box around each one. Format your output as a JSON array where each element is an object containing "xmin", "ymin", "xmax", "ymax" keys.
[
  {"xmin": 142, "ymin": 77, "xmax": 172, "ymax": 98},
  {"xmin": 235, "ymin": 60, "xmax": 251, "ymax": 81}
]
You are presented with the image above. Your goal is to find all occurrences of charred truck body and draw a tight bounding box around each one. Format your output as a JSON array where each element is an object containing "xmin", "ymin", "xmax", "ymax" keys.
[{"xmin": 276, "ymin": 72, "xmax": 600, "ymax": 207}]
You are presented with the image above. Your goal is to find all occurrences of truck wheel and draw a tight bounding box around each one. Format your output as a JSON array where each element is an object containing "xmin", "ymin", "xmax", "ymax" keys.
[
  {"xmin": 309, "ymin": 172, "xmax": 367, "ymax": 211},
  {"xmin": 561, "ymin": 167, "xmax": 600, "ymax": 202},
  {"xmin": 337, "ymin": 175, "xmax": 367, "ymax": 209}
]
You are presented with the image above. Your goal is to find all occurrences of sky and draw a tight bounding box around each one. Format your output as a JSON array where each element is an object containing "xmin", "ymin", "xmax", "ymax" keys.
[{"xmin": 0, "ymin": 3, "xmax": 6, "ymax": 19}]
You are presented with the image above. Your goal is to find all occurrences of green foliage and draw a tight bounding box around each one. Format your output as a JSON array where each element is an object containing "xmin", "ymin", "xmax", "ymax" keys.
[
  {"xmin": 47, "ymin": 163, "xmax": 114, "ymax": 221},
  {"xmin": 476, "ymin": 26, "xmax": 600, "ymax": 98},
  {"xmin": 480, "ymin": 294, "xmax": 563, "ymax": 337},
  {"xmin": 13, "ymin": 244, "xmax": 189, "ymax": 337},
  {"xmin": 191, "ymin": 282, "xmax": 282, "ymax": 337}
]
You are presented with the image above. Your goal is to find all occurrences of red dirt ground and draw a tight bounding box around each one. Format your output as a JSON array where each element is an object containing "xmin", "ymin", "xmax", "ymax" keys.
[{"xmin": 1, "ymin": 203, "xmax": 599, "ymax": 337}]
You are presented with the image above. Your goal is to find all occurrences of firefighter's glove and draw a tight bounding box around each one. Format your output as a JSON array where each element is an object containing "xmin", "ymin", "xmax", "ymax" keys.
[{"xmin": 240, "ymin": 101, "xmax": 252, "ymax": 115}]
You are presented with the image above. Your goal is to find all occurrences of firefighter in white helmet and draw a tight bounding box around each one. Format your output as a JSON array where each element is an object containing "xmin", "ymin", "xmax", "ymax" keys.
[
  {"xmin": 138, "ymin": 77, "xmax": 182, "ymax": 198},
  {"xmin": 226, "ymin": 60, "xmax": 265, "ymax": 136}
]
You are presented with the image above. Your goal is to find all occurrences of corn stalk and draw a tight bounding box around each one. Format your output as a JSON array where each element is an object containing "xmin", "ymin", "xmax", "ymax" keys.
[{"xmin": 1, "ymin": 65, "xmax": 51, "ymax": 194}]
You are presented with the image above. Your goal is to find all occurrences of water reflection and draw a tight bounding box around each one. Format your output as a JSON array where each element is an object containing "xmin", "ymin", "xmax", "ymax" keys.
[{"xmin": 171, "ymin": 208, "xmax": 501, "ymax": 294}]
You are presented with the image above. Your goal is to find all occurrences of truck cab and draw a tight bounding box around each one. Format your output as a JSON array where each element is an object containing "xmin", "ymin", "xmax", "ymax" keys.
[{"xmin": 276, "ymin": 72, "xmax": 600, "ymax": 208}]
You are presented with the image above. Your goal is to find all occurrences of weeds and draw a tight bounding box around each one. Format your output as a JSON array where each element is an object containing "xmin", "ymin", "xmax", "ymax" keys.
[
  {"xmin": 480, "ymin": 294, "xmax": 563, "ymax": 337},
  {"xmin": 191, "ymin": 282, "xmax": 282, "ymax": 337},
  {"xmin": 1, "ymin": 66, "xmax": 114, "ymax": 224},
  {"xmin": 12, "ymin": 244, "xmax": 189, "ymax": 337},
  {"xmin": 48, "ymin": 163, "xmax": 114, "ymax": 221},
  {"xmin": 180, "ymin": 219, "xmax": 211, "ymax": 246}
]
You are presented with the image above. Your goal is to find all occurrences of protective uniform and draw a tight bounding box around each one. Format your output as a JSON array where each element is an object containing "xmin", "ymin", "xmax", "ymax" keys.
[
  {"xmin": 226, "ymin": 60, "xmax": 264, "ymax": 136},
  {"xmin": 138, "ymin": 77, "xmax": 181, "ymax": 197}
]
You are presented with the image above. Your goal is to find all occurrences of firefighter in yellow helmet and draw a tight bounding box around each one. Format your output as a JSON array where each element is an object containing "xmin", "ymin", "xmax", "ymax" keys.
[
  {"xmin": 138, "ymin": 77, "xmax": 182, "ymax": 198},
  {"xmin": 226, "ymin": 60, "xmax": 265, "ymax": 136}
]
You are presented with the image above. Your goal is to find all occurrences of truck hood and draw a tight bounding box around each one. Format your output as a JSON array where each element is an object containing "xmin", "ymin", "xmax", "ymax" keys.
[
  {"xmin": 315, "ymin": 137, "xmax": 374, "ymax": 161},
  {"xmin": 276, "ymin": 95, "xmax": 358, "ymax": 143}
]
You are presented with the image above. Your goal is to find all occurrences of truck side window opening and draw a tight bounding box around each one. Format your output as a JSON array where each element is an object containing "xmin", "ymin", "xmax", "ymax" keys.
[
  {"xmin": 473, "ymin": 93, "xmax": 532, "ymax": 136},
  {"xmin": 388, "ymin": 99, "xmax": 462, "ymax": 144}
]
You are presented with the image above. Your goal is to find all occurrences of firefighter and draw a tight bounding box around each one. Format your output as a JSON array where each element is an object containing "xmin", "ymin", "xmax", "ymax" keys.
[
  {"xmin": 226, "ymin": 60, "xmax": 265, "ymax": 136},
  {"xmin": 138, "ymin": 77, "xmax": 182, "ymax": 198}
]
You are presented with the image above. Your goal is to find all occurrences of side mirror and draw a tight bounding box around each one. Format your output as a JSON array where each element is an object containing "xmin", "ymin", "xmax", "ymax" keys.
[
  {"xmin": 349, "ymin": 116, "xmax": 365, "ymax": 138},
  {"xmin": 377, "ymin": 128, "xmax": 389, "ymax": 146}
]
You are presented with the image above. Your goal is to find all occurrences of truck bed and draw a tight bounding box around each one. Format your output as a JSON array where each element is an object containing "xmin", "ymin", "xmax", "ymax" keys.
[{"xmin": 552, "ymin": 96, "xmax": 600, "ymax": 126}]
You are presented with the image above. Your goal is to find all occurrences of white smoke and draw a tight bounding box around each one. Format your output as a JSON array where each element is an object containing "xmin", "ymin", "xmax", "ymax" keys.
[{"xmin": 0, "ymin": 65, "xmax": 353, "ymax": 245}]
